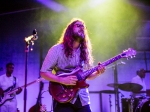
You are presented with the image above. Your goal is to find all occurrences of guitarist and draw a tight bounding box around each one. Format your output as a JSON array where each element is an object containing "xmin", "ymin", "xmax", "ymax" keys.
[
  {"xmin": 40, "ymin": 18, "xmax": 105, "ymax": 112},
  {"xmin": 0, "ymin": 62, "xmax": 22, "ymax": 112}
]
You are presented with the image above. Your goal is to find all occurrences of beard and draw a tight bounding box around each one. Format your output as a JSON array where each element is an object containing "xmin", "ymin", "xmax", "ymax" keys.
[{"xmin": 73, "ymin": 31, "xmax": 85, "ymax": 42}]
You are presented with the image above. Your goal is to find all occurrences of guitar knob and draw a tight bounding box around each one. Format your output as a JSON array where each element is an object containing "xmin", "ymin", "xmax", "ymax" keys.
[
  {"xmin": 62, "ymin": 94, "xmax": 66, "ymax": 98},
  {"xmin": 64, "ymin": 89, "xmax": 67, "ymax": 92},
  {"xmin": 69, "ymin": 94, "xmax": 72, "ymax": 97},
  {"xmin": 70, "ymin": 89, "xmax": 73, "ymax": 92}
]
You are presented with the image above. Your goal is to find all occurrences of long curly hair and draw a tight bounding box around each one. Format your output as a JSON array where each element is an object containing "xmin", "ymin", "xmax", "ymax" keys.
[{"xmin": 58, "ymin": 18, "xmax": 93, "ymax": 66}]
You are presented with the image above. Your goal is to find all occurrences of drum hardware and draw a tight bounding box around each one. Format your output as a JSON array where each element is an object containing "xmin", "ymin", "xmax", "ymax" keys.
[
  {"xmin": 109, "ymin": 94, "xmax": 112, "ymax": 112},
  {"xmin": 146, "ymin": 89, "xmax": 150, "ymax": 96},
  {"xmin": 101, "ymin": 90, "xmax": 121, "ymax": 112},
  {"xmin": 134, "ymin": 98, "xmax": 150, "ymax": 112},
  {"xmin": 99, "ymin": 90, "xmax": 120, "ymax": 94},
  {"xmin": 107, "ymin": 82, "xmax": 121, "ymax": 112},
  {"xmin": 108, "ymin": 82, "xmax": 144, "ymax": 112},
  {"xmin": 133, "ymin": 89, "xmax": 150, "ymax": 97},
  {"xmin": 97, "ymin": 90, "xmax": 120, "ymax": 112},
  {"xmin": 107, "ymin": 82, "xmax": 143, "ymax": 92},
  {"xmin": 120, "ymin": 92, "xmax": 125, "ymax": 98},
  {"xmin": 107, "ymin": 83, "xmax": 120, "ymax": 88},
  {"xmin": 121, "ymin": 95, "xmax": 135, "ymax": 112},
  {"xmin": 133, "ymin": 91, "xmax": 146, "ymax": 93},
  {"xmin": 118, "ymin": 83, "xmax": 143, "ymax": 92},
  {"xmin": 121, "ymin": 96, "xmax": 150, "ymax": 112},
  {"xmin": 121, "ymin": 96, "xmax": 139, "ymax": 112},
  {"xmin": 130, "ymin": 96, "xmax": 135, "ymax": 112}
]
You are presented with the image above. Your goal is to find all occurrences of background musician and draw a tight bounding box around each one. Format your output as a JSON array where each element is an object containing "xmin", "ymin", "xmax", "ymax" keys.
[
  {"xmin": 131, "ymin": 68, "xmax": 146, "ymax": 97},
  {"xmin": 0, "ymin": 62, "xmax": 22, "ymax": 112}
]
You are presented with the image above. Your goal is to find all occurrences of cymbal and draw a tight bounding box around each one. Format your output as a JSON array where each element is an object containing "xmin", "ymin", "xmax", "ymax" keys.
[
  {"xmin": 119, "ymin": 83, "xmax": 143, "ymax": 92},
  {"xmin": 134, "ymin": 89, "xmax": 150, "ymax": 96},
  {"xmin": 107, "ymin": 83, "xmax": 120, "ymax": 88},
  {"xmin": 100, "ymin": 90, "xmax": 120, "ymax": 94},
  {"xmin": 146, "ymin": 89, "xmax": 150, "ymax": 96},
  {"xmin": 133, "ymin": 91, "xmax": 146, "ymax": 93}
]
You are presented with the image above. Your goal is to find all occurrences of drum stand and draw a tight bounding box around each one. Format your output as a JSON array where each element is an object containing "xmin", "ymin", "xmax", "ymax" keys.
[
  {"xmin": 129, "ymin": 96, "xmax": 134, "ymax": 112},
  {"xmin": 107, "ymin": 61, "xmax": 126, "ymax": 112},
  {"xmin": 109, "ymin": 94, "xmax": 112, "ymax": 112}
]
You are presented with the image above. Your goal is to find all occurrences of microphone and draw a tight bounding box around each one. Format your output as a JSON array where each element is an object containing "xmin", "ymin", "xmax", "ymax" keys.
[
  {"xmin": 120, "ymin": 61, "xmax": 126, "ymax": 65},
  {"xmin": 117, "ymin": 61, "xmax": 126, "ymax": 65},
  {"xmin": 25, "ymin": 29, "xmax": 38, "ymax": 42}
]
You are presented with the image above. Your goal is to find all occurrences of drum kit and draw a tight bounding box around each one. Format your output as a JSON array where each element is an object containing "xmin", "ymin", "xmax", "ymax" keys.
[{"xmin": 107, "ymin": 82, "xmax": 150, "ymax": 112}]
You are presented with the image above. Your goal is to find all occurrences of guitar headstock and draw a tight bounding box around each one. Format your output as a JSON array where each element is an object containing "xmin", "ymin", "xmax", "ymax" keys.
[{"xmin": 121, "ymin": 48, "xmax": 136, "ymax": 58}]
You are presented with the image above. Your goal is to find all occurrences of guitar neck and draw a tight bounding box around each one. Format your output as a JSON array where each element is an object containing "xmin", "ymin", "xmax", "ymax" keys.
[
  {"xmin": 102, "ymin": 53, "xmax": 123, "ymax": 66},
  {"xmin": 8, "ymin": 78, "xmax": 44, "ymax": 95},
  {"xmin": 82, "ymin": 53, "xmax": 123, "ymax": 79},
  {"xmin": 20, "ymin": 80, "xmax": 37, "ymax": 89}
]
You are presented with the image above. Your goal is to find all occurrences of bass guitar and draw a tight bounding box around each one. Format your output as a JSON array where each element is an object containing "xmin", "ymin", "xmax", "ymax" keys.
[
  {"xmin": 49, "ymin": 48, "xmax": 136, "ymax": 103},
  {"xmin": 0, "ymin": 78, "xmax": 44, "ymax": 106}
]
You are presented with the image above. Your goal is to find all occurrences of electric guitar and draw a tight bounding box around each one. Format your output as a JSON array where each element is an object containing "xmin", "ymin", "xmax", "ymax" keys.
[
  {"xmin": 0, "ymin": 78, "xmax": 44, "ymax": 106},
  {"xmin": 49, "ymin": 48, "xmax": 136, "ymax": 103}
]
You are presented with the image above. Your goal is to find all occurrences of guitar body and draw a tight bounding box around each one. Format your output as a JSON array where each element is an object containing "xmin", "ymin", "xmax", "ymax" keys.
[
  {"xmin": 0, "ymin": 93, "xmax": 14, "ymax": 106},
  {"xmin": 49, "ymin": 68, "xmax": 89, "ymax": 103}
]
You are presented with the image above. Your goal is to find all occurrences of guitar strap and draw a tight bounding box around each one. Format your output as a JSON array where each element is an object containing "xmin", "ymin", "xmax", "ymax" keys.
[
  {"xmin": 4, "ymin": 76, "xmax": 16, "ymax": 93},
  {"xmin": 13, "ymin": 76, "xmax": 16, "ymax": 88}
]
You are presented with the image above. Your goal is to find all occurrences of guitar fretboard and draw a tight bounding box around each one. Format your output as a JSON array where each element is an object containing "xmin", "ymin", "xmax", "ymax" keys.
[
  {"xmin": 8, "ymin": 78, "xmax": 44, "ymax": 95},
  {"xmin": 81, "ymin": 52, "xmax": 126, "ymax": 79}
]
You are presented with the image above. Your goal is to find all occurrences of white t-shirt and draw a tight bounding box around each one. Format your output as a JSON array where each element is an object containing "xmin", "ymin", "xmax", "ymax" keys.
[
  {"xmin": 131, "ymin": 75, "xmax": 146, "ymax": 97},
  {"xmin": 0, "ymin": 74, "xmax": 19, "ymax": 112}
]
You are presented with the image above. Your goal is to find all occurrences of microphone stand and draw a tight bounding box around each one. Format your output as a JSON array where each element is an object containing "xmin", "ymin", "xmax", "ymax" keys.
[
  {"xmin": 113, "ymin": 63, "xmax": 120, "ymax": 112},
  {"xmin": 24, "ymin": 30, "xmax": 37, "ymax": 112},
  {"xmin": 24, "ymin": 42, "xmax": 28, "ymax": 112}
]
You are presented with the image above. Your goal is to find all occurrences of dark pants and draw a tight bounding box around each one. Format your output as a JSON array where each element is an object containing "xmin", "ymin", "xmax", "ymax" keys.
[{"xmin": 53, "ymin": 96, "xmax": 92, "ymax": 112}]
